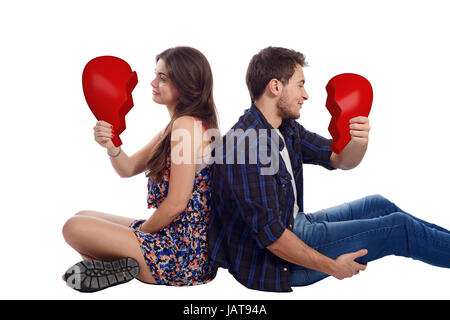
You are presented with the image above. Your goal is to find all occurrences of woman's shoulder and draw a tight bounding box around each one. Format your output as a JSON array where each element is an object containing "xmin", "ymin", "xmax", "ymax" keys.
[
  {"xmin": 172, "ymin": 115, "xmax": 204, "ymax": 130},
  {"xmin": 171, "ymin": 115, "xmax": 208, "ymax": 141},
  {"xmin": 171, "ymin": 116, "xmax": 211, "ymax": 160}
]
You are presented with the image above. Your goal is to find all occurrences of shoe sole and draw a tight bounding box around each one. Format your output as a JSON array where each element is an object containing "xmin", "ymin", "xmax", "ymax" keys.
[{"xmin": 64, "ymin": 258, "xmax": 140, "ymax": 293}]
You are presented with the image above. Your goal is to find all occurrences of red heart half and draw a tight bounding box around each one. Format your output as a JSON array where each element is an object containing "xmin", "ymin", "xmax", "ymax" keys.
[
  {"xmin": 82, "ymin": 56, "xmax": 138, "ymax": 147},
  {"xmin": 325, "ymin": 73, "xmax": 373, "ymax": 154}
]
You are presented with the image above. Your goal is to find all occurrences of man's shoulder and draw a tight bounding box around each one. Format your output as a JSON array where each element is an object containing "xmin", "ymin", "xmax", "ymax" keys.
[
  {"xmin": 229, "ymin": 107, "xmax": 265, "ymax": 131},
  {"xmin": 210, "ymin": 112, "xmax": 268, "ymax": 170},
  {"xmin": 216, "ymin": 108, "xmax": 267, "ymax": 148}
]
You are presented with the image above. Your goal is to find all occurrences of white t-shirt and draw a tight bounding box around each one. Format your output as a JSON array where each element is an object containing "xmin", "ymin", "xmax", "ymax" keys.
[{"xmin": 275, "ymin": 129, "xmax": 299, "ymax": 219}]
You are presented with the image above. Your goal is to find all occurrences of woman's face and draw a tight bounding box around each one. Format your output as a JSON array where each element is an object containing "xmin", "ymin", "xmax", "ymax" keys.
[{"xmin": 150, "ymin": 59, "xmax": 180, "ymax": 110}]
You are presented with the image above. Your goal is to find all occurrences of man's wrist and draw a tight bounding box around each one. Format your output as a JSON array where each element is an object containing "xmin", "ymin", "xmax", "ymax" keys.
[{"xmin": 324, "ymin": 258, "xmax": 338, "ymax": 276}]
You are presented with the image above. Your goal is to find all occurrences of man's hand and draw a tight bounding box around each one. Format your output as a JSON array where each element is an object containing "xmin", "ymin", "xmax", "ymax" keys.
[
  {"xmin": 349, "ymin": 116, "xmax": 370, "ymax": 146},
  {"xmin": 330, "ymin": 249, "xmax": 368, "ymax": 280},
  {"xmin": 330, "ymin": 117, "xmax": 370, "ymax": 170}
]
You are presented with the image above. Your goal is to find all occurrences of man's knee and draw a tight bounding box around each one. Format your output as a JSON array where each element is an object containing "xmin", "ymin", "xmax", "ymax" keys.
[
  {"xmin": 370, "ymin": 193, "xmax": 389, "ymax": 203},
  {"xmin": 386, "ymin": 212, "xmax": 412, "ymax": 226},
  {"xmin": 369, "ymin": 194, "xmax": 398, "ymax": 211}
]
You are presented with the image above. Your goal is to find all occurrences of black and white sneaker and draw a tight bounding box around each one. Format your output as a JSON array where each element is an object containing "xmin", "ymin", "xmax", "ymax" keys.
[{"xmin": 64, "ymin": 258, "xmax": 140, "ymax": 293}]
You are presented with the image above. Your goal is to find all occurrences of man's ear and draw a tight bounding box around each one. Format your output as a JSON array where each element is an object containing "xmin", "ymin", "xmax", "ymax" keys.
[{"xmin": 266, "ymin": 78, "xmax": 282, "ymax": 97}]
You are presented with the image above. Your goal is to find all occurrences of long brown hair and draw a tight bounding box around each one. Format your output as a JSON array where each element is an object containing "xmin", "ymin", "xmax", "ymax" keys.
[{"xmin": 145, "ymin": 46, "xmax": 219, "ymax": 182}]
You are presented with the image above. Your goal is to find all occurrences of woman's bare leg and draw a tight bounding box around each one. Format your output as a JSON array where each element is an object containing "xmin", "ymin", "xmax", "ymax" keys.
[
  {"xmin": 62, "ymin": 215, "xmax": 156, "ymax": 284},
  {"xmin": 62, "ymin": 210, "xmax": 141, "ymax": 281},
  {"xmin": 73, "ymin": 210, "xmax": 137, "ymax": 227}
]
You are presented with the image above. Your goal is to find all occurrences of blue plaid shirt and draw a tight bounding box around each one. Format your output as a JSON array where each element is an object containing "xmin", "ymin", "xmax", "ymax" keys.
[{"xmin": 208, "ymin": 103, "xmax": 336, "ymax": 292}]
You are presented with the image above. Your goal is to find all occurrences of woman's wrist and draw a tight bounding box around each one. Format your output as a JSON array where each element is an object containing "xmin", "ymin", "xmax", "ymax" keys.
[
  {"xmin": 139, "ymin": 220, "xmax": 151, "ymax": 233},
  {"xmin": 107, "ymin": 146, "xmax": 121, "ymax": 158}
]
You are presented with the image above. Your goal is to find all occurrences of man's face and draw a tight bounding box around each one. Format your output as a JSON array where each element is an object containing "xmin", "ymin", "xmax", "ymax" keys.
[{"xmin": 276, "ymin": 64, "xmax": 309, "ymax": 120}]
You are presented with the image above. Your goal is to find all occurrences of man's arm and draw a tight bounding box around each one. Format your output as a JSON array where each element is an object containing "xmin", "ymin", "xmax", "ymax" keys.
[
  {"xmin": 330, "ymin": 116, "xmax": 370, "ymax": 170},
  {"xmin": 267, "ymin": 229, "xmax": 368, "ymax": 280},
  {"xmin": 297, "ymin": 123, "xmax": 336, "ymax": 171},
  {"xmin": 330, "ymin": 142, "xmax": 368, "ymax": 170}
]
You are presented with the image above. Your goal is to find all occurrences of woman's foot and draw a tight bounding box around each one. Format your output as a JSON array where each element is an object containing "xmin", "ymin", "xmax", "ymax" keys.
[{"xmin": 63, "ymin": 257, "xmax": 140, "ymax": 293}]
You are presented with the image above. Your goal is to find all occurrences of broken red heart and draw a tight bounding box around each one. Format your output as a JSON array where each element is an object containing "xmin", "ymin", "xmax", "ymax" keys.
[
  {"xmin": 325, "ymin": 73, "xmax": 373, "ymax": 154},
  {"xmin": 82, "ymin": 56, "xmax": 138, "ymax": 147}
]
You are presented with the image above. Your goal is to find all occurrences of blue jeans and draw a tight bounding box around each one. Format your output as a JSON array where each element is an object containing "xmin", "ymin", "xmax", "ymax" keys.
[{"xmin": 289, "ymin": 194, "xmax": 450, "ymax": 286}]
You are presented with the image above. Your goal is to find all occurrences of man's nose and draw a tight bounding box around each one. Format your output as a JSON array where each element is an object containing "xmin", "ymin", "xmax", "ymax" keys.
[{"xmin": 303, "ymin": 88, "xmax": 309, "ymax": 100}]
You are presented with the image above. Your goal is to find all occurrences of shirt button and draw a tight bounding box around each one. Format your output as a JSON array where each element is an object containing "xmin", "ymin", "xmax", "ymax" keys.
[
  {"xmin": 283, "ymin": 267, "xmax": 288, "ymax": 272},
  {"xmin": 289, "ymin": 224, "xmax": 293, "ymax": 229}
]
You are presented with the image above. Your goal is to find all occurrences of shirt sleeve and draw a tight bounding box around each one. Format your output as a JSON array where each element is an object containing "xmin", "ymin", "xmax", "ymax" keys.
[
  {"xmin": 218, "ymin": 162, "xmax": 286, "ymax": 249},
  {"xmin": 298, "ymin": 124, "xmax": 336, "ymax": 171}
]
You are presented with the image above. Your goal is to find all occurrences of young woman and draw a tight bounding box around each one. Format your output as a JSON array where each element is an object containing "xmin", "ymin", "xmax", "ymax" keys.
[{"xmin": 62, "ymin": 46, "xmax": 220, "ymax": 292}]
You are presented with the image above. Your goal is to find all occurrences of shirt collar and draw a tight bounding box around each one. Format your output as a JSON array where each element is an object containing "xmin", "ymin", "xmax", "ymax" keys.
[
  {"xmin": 247, "ymin": 103, "xmax": 295, "ymax": 151},
  {"xmin": 248, "ymin": 103, "xmax": 273, "ymax": 129}
]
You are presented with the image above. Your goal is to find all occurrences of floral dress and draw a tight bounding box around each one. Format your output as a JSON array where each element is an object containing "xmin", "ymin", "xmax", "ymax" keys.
[{"xmin": 129, "ymin": 154, "xmax": 217, "ymax": 286}]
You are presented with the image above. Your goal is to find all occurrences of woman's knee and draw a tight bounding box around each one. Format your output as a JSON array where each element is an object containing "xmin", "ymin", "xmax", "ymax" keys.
[
  {"xmin": 62, "ymin": 216, "xmax": 84, "ymax": 244},
  {"xmin": 62, "ymin": 211, "xmax": 93, "ymax": 243},
  {"xmin": 73, "ymin": 210, "xmax": 92, "ymax": 217}
]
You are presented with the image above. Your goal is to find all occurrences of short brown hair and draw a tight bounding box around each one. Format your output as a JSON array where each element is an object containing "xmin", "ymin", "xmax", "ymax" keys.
[{"xmin": 246, "ymin": 46, "xmax": 308, "ymax": 101}]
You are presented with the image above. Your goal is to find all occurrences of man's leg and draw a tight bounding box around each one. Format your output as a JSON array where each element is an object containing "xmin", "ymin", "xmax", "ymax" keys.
[
  {"xmin": 290, "ymin": 211, "xmax": 450, "ymax": 287},
  {"xmin": 306, "ymin": 194, "xmax": 450, "ymax": 234},
  {"xmin": 306, "ymin": 194, "xmax": 402, "ymax": 223}
]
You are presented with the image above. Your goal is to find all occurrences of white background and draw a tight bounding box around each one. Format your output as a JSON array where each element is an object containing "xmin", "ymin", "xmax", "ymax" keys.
[{"xmin": 1, "ymin": 0, "xmax": 450, "ymax": 299}]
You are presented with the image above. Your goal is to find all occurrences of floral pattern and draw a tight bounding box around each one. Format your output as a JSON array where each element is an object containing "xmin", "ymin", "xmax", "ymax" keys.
[{"xmin": 129, "ymin": 155, "xmax": 216, "ymax": 286}]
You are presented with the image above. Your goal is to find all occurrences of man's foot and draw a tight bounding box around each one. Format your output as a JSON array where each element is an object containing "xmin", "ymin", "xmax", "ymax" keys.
[{"xmin": 63, "ymin": 258, "xmax": 140, "ymax": 293}]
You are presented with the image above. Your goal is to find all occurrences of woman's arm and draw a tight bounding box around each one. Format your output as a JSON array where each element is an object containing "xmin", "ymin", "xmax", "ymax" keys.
[
  {"xmin": 109, "ymin": 128, "xmax": 165, "ymax": 178},
  {"xmin": 140, "ymin": 116, "xmax": 200, "ymax": 233}
]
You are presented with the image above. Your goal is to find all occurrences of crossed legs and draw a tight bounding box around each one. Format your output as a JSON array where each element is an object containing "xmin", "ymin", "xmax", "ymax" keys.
[{"xmin": 62, "ymin": 210, "xmax": 156, "ymax": 284}]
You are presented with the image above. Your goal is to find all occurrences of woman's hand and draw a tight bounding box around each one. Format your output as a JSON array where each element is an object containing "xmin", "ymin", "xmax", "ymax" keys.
[
  {"xmin": 139, "ymin": 220, "xmax": 152, "ymax": 233},
  {"xmin": 93, "ymin": 120, "xmax": 119, "ymax": 154}
]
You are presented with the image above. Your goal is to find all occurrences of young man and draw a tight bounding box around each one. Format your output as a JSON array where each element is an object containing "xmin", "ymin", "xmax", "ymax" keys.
[{"xmin": 207, "ymin": 46, "xmax": 450, "ymax": 292}]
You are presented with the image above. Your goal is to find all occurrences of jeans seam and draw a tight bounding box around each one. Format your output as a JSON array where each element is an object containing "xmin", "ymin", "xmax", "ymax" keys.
[
  {"xmin": 304, "ymin": 269, "xmax": 311, "ymax": 282},
  {"xmin": 335, "ymin": 203, "xmax": 393, "ymax": 221},
  {"xmin": 346, "ymin": 202, "xmax": 353, "ymax": 220},
  {"xmin": 312, "ymin": 224, "xmax": 404, "ymax": 251},
  {"xmin": 361, "ymin": 208, "xmax": 393, "ymax": 220}
]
